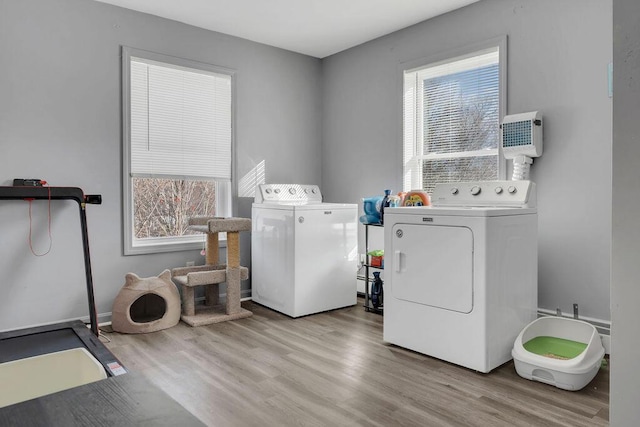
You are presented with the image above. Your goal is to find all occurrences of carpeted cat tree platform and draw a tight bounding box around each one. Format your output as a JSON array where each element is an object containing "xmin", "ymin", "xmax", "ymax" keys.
[{"xmin": 171, "ymin": 217, "xmax": 252, "ymax": 326}]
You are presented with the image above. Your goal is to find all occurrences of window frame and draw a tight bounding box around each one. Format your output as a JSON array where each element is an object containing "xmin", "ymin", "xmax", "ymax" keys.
[
  {"xmin": 400, "ymin": 36, "xmax": 508, "ymax": 193},
  {"xmin": 121, "ymin": 46, "xmax": 235, "ymax": 255}
]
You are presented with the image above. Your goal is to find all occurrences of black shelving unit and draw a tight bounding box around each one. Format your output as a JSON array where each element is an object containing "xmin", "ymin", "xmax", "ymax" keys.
[{"xmin": 363, "ymin": 223, "xmax": 383, "ymax": 314}]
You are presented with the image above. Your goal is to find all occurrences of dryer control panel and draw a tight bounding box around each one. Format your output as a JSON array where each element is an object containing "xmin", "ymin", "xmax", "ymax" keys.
[
  {"xmin": 431, "ymin": 180, "xmax": 536, "ymax": 208},
  {"xmin": 254, "ymin": 184, "xmax": 322, "ymax": 204}
]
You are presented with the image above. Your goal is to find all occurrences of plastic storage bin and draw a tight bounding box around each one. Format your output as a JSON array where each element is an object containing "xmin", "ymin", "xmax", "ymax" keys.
[{"xmin": 512, "ymin": 316, "xmax": 605, "ymax": 391}]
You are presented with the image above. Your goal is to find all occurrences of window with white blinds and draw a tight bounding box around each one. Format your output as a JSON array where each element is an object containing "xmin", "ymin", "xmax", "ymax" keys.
[
  {"xmin": 403, "ymin": 40, "xmax": 506, "ymax": 194},
  {"xmin": 122, "ymin": 47, "xmax": 234, "ymax": 255},
  {"xmin": 130, "ymin": 58, "xmax": 232, "ymax": 180}
]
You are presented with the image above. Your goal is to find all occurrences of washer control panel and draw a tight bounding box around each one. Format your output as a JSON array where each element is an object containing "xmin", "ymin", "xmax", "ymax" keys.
[
  {"xmin": 432, "ymin": 181, "xmax": 535, "ymax": 208},
  {"xmin": 255, "ymin": 184, "xmax": 322, "ymax": 204}
]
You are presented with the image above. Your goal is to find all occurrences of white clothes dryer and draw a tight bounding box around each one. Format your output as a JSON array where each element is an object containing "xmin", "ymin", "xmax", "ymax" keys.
[
  {"xmin": 383, "ymin": 181, "xmax": 538, "ymax": 373},
  {"xmin": 251, "ymin": 184, "xmax": 358, "ymax": 317}
]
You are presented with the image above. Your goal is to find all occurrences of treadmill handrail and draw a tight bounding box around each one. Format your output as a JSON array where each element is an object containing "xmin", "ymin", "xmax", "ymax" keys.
[{"xmin": 0, "ymin": 186, "xmax": 101, "ymax": 336}]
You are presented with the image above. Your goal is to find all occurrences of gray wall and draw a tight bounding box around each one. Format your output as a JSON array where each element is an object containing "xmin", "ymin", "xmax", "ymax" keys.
[
  {"xmin": 321, "ymin": 0, "xmax": 613, "ymax": 322},
  {"xmin": 0, "ymin": 0, "xmax": 322, "ymax": 330},
  {"xmin": 611, "ymin": 0, "xmax": 640, "ymax": 423}
]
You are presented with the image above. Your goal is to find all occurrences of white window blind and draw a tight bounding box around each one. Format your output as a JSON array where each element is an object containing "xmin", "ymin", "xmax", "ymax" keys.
[
  {"xmin": 403, "ymin": 44, "xmax": 504, "ymax": 193},
  {"xmin": 130, "ymin": 57, "xmax": 232, "ymax": 180},
  {"xmin": 122, "ymin": 47, "xmax": 234, "ymax": 255}
]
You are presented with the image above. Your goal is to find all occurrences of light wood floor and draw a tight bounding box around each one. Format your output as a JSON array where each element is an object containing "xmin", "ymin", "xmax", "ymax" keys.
[{"xmin": 103, "ymin": 299, "xmax": 609, "ymax": 427}]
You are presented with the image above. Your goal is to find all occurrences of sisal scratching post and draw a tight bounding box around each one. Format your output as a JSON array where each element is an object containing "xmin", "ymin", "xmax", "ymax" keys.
[
  {"xmin": 171, "ymin": 217, "xmax": 252, "ymax": 326},
  {"xmin": 205, "ymin": 231, "xmax": 219, "ymax": 306},
  {"xmin": 225, "ymin": 231, "xmax": 242, "ymax": 315},
  {"xmin": 206, "ymin": 231, "xmax": 219, "ymax": 265}
]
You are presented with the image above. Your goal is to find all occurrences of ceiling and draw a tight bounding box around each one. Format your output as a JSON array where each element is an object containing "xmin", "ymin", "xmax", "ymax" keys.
[{"xmin": 93, "ymin": 0, "xmax": 480, "ymax": 58}]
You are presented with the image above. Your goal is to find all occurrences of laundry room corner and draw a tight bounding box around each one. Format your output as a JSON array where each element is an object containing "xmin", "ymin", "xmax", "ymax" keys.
[{"xmin": 320, "ymin": 0, "xmax": 612, "ymax": 327}]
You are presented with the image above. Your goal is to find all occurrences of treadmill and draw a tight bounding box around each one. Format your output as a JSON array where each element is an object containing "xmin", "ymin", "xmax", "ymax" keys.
[{"xmin": 0, "ymin": 186, "xmax": 124, "ymax": 375}]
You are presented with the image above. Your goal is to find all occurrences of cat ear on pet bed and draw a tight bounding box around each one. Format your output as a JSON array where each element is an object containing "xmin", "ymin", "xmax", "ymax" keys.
[
  {"xmin": 124, "ymin": 272, "xmax": 140, "ymax": 286},
  {"xmin": 158, "ymin": 269, "xmax": 172, "ymax": 282}
]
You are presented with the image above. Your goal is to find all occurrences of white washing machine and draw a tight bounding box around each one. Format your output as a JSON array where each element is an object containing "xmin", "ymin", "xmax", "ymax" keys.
[
  {"xmin": 383, "ymin": 181, "xmax": 538, "ymax": 373},
  {"xmin": 251, "ymin": 184, "xmax": 358, "ymax": 317}
]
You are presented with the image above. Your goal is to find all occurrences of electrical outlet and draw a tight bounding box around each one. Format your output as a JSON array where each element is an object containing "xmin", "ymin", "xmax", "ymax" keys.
[{"xmin": 186, "ymin": 261, "xmax": 195, "ymax": 267}]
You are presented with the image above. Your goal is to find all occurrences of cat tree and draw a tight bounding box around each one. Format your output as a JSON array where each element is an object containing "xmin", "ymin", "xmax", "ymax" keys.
[{"xmin": 171, "ymin": 217, "xmax": 252, "ymax": 326}]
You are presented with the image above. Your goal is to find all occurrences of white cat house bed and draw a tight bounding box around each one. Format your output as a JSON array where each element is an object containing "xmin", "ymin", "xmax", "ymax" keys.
[
  {"xmin": 512, "ymin": 317, "xmax": 605, "ymax": 391},
  {"xmin": 171, "ymin": 217, "xmax": 252, "ymax": 326}
]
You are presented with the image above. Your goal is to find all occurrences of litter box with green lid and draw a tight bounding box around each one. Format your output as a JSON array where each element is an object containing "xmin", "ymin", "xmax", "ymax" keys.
[{"xmin": 512, "ymin": 316, "xmax": 605, "ymax": 391}]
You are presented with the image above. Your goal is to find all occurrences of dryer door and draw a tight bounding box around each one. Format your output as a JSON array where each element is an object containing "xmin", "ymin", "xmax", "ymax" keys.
[{"xmin": 390, "ymin": 223, "xmax": 473, "ymax": 313}]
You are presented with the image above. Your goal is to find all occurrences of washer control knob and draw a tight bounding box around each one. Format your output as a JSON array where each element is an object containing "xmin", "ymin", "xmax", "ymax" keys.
[
  {"xmin": 470, "ymin": 185, "xmax": 481, "ymax": 196},
  {"xmin": 508, "ymin": 186, "xmax": 517, "ymax": 194},
  {"xmin": 495, "ymin": 186, "xmax": 503, "ymax": 194},
  {"xmin": 274, "ymin": 188, "xmax": 280, "ymax": 194},
  {"xmin": 289, "ymin": 187, "xmax": 296, "ymax": 195},
  {"xmin": 304, "ymin": 188, "xmax": 309, "ymax": 194},
  {"xmin": 311, "ymin": 188, "xmax": 317, "ymax": 194},
  {"xmin": 451, "ymin": 187, "xmax": 459, "ymax": 195},
  {"xmin": 265, "ymin": 188, "xmax": 272, "ymax": 194}
]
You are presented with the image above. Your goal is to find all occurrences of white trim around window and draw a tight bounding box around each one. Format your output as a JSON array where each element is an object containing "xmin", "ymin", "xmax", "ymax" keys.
[
  {"xmin": 122, "ymin": 46, "xmax": 235, "ymax": 255},
  {"xmin": 399, "ymin": 36, "xmax": 508, "ymax": 193}
]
